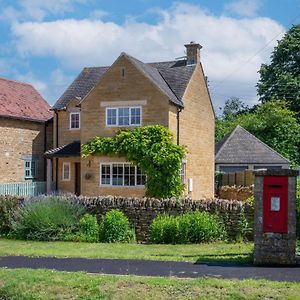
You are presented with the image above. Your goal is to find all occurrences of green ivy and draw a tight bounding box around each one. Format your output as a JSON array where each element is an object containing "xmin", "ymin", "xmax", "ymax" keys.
[{"xmin": 82, "ymin": 125, "xmax": 186, "ymax": 198}]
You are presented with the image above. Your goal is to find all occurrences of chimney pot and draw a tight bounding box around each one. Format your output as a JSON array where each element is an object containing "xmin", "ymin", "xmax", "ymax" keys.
[{"xmin": 184, "ymin": 41, "xmax": 202, "ymax": 65}]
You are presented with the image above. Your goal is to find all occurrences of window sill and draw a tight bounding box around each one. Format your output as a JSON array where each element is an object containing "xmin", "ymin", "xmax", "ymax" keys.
[
  {"xmin": 99, "ymin": 185, "xmax": 145, "ymax": 188},
  {"xmin": 105, "ymin": 124, "xmax": 141, "ymax": 128}
]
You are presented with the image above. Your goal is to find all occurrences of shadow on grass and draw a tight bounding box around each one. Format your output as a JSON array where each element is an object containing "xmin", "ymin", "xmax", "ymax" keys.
[
  {"xmin": 194, "ymin": 253, "xmax": 253, "ymax": 266},
  {"xmin": 150, "ymin": 252, "xmax": 254, "ymax": 265}
]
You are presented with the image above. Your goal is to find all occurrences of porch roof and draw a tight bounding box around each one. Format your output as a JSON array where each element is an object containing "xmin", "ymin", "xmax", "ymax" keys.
[{"xmin": 45, "ymin": 141, "xmax": 80, "ymax": 157}]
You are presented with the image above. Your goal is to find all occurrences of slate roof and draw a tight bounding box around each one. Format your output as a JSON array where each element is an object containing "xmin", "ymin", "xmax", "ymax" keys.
[
  {"xmin": 52, "ymin": 53, "xmax": 196, "ymax": 110},
  {"xmin": 0, "ymin": 77, "xmax": 52, "ymax": 122},
  {"xmin": 45, "ymin": 141, "xmax": 80, "ymax": 157},
  {"xmin": 215, "ymin": 125, "xmax": 289, "ymax": 164}
]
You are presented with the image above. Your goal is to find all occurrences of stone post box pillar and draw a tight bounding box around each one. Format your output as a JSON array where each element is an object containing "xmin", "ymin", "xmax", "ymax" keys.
[{"xmin": 253, "ymin": 169, "xmax": 298, "ymax": 265}]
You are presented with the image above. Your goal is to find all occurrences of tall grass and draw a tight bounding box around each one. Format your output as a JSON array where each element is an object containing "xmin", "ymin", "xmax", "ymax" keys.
[{"xmin": 11, "ymin": 196, "xmax": 84, "ymax": 241}]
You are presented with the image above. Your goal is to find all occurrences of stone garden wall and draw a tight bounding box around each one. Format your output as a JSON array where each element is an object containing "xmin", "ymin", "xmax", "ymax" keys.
[{"xmin": 76, "ymin": 196, "xmax": 254, "ymax": 242}]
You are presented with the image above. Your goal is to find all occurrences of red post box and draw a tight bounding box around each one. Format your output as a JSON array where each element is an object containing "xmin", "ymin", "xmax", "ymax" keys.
[{"xmin": 263, "ymin": 176, "xmax": 288, "ymax": 233}]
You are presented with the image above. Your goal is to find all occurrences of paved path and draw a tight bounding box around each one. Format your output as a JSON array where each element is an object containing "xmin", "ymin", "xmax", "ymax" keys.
[{"xmin": 0, "ymin": 256, "xmax": 299, "ymax": 282}]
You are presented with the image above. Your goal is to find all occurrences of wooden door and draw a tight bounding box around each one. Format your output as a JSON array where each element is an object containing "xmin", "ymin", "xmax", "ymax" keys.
[{"xmin": 75, "ymin": 163, "xmax": 81, "ymax": 196}]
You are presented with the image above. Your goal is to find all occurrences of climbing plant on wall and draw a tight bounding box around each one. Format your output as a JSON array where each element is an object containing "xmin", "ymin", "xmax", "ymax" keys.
[{"xmin": 82, "ymin": 125, "xmax": 186, "ymax": 198}]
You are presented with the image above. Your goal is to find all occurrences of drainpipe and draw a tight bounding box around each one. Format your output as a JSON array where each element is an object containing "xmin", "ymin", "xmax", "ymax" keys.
[
  {"xmin": 54, "ymin": 110, "xmax": 59, "ymax": 191},
  {"xmin": 176, "ymin": 107, "xmax": 182, "ymax": 145},
  {"xmin": 43, "ymin": 119, "xmax": 48, "ymax": 181}
]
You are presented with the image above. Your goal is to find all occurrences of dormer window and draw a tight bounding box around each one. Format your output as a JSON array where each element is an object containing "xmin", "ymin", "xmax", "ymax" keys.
[
  {"xmin": 70, "ymin": 112, "xmax": 80, "ymax": 130},
  {"xmin": 106, "ymin": 107, "xmax": 141, "ymax": 127}
]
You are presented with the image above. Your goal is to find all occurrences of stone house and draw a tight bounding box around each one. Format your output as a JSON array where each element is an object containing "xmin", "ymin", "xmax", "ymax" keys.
[
  {"xmin": 0, "ymin": 77, "xmax": 53, "ymax": 183},
  {"xmin": 46, "ymin": 42, "xmax": 215, "ymax": 199},
  {"xmin": 215, "ymin": 125, "xmax": 290, "ymax": 173}
]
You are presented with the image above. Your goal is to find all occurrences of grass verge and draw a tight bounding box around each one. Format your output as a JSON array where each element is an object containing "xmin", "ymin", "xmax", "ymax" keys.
[
  {"xmin": 0, "ymin": 238, "xmax": 253, "ymax": 264},
  {"xmin": 0, "ymin": 268, "xmax": 300, "ymax": 300}
]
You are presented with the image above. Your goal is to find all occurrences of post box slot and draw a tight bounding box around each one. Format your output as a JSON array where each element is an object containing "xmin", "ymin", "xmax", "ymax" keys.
[{"xmin": 268, "ymin": 184, "xmax": 283, "ymax": 188}]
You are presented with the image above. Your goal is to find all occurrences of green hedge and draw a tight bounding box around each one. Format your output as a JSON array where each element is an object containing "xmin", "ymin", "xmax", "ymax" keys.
[
  {"xmin": 297, "ymin": 179, "xmax": 300, "ymax": 239},
  {"xmin": 150, "ymin": 211, "xmax": 227, "ymax": 244}
]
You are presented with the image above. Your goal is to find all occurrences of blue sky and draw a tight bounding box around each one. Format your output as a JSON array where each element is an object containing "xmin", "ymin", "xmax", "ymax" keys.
[{"xmin": 0, "ymin": 0, "xmax": 300, "ymax": 111}]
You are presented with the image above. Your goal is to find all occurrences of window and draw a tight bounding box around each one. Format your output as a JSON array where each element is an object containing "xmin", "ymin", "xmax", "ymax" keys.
[
  {"xmin": 70, "ymin": 112, "xmax": 80, "ymax": 129},
  {"xmin": 254, "ymin": 166, "xmax": 282, "ymax": 170},
  {"xmin": 136, "ymin": 166, "xmax": 146, "ymax": 186},
  {"xmin": 121, "ymin": 67, "xmax": 125, "ymax": 78},
  {"xmin": 100, "ymin": 163, "xmax": 146, "ymax": 186},
  {"xmin": 106, "ymin": 107, "xmax": 141, "ymax": 127},
  {"xmin": 62, "ymin": 162, "xmax": 71, "ymax": 181},
  {"xmin": 219, "ymin": 166, "xmax": 248, "ymax": 173},
  {"xmin": 180, "ymin": 162, "xmax": 186, "ymax": 183},
  {"xmin": 24, "ymin": 160, "xmax": 36, "ymax": 179}
]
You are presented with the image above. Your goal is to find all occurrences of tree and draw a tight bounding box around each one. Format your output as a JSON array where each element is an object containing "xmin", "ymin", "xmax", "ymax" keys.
[
  {"xmin": 257, "ymin": 24, "xmax": 300, "ymax": 113},
  {"xmin": 220, "ymin": 97, "xmax": 249, "ymax": 121},
  {"xmin": 216, "ymin": 100, "xmax": 300, "ymax": 166}
]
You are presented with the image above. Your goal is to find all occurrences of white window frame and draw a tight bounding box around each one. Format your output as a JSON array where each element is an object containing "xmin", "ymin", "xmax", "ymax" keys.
[
  {"xmin": 62, "ymin": 162, "xmax": 71, "ymax": 181},
  {"xmin": 180, "ymin": 162, "xmax": 186, "ymax": 184},
  {"xmin": 69, "ymin": 112, "xmax": 80, "ymax": 130},
  {"xmin": 100, "ymin": 163, "xmax": 146, "ymax": 187},
  {"xmin": 24, "ymin": 160, "xmax": 36, "ymax": 179},
  {"xmin": 105, "ymin": 106, "xmax": 142, "ymax": 127}
]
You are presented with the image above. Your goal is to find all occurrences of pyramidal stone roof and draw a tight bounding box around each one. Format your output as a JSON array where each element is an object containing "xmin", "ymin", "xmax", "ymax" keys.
[
  {"xmin": 215, "ymin": 125, "xmax": 289, "ymax": 164},
  {"xmin": 52, "ymin": 52, "xmax": 196, "ymax": 110}
]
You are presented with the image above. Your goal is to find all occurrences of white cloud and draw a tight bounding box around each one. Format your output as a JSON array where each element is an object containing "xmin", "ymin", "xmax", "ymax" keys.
[
  {"xmin": 10, "ymin": 2, "xmax": 285, "ymax": 108},
  {"xmin": 15, "ymin": 69, "xmax": 73, "ymax": 104},
  {"xmin": 0, "ymin": 0, "xmax": 87, "ymax": 22},
  {"xmin": 225, "ymin": 0, "xmax": 263, "ymax": 17},
  {"xmin": 15, "ymin": 71, "xmax": 48, "ymax": 95}
]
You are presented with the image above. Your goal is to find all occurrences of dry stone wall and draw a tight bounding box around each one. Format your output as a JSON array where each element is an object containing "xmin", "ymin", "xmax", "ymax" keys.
[{"xmin": 76, "ymin": 196, "xmax": 254, "ymax": 242}]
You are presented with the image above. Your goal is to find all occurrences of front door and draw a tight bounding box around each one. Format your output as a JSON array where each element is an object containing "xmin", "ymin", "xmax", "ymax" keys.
[{"xmin": 74, "ymin": 163, "xmax": 81, "ymax": 196}]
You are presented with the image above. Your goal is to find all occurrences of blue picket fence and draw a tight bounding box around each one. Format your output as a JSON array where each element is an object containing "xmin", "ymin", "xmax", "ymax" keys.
[{"xmin": 0, "ymin": 182, "xmax": 47, "ymax": 197}]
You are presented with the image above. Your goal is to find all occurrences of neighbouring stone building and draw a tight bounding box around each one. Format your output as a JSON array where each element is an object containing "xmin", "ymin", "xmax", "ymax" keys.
[
  {"xmin": 0, "ymin": 77, "xmax": 53, "ymax": 183},
  {"xmin": 46, "ymin": 42, "xmax": 215, "ymax": 199},
  {"xmin": 215, "ymin": 125, "xmax": 290, "ymax": 173}
]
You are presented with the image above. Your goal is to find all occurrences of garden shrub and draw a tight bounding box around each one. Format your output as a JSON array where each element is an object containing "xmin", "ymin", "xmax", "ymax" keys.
[
  {"xmin": 11, "ymin": 196, "xmax": 84, "ymax": 241},
  {"xmin": 187, "ymin": 211, "xmax": 227, "ymax": 243},
  {"xmin": 0, "ymin": 196, "xmax": 22, "ymax": 235},
  {"xmin": 99, "ymin": 209, "xmax": 135, "ymax": 243},
  {"xmin": 150, "ymin": 214, "xmax": 178, "ymax": 244},
  {"xmin": 78, "ymin": 214, "xmax": 100, "ymax": 242},
  {"xmin": 150, "ymin": 211, "xmax": 227, "ymax": 244}
]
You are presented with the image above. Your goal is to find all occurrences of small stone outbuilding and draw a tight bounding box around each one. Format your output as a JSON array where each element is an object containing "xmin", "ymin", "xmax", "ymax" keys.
[{"xmin": 215, "ymin": 125, "xmax": 290, "ymax": 173}]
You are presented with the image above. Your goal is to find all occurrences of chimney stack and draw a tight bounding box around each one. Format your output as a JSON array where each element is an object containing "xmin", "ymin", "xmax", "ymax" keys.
[{"xmin": 184, "ymin": 41, "xmax": 202, "ymax": 65}]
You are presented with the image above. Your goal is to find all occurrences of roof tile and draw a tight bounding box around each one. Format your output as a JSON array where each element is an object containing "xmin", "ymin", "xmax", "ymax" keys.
[{"xmin": 0, "ymin": 77, "xmax": 52, "ymax": 122}]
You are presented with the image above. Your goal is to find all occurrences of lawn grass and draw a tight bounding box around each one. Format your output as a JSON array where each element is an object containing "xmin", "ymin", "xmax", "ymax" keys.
[
  {"xmin": 0, "ymin": 268, "xmax": 300, "ymax": 300},
  {"xmin": 0, "ymin": 238, "xmax": 253, "ymax": 264}
]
